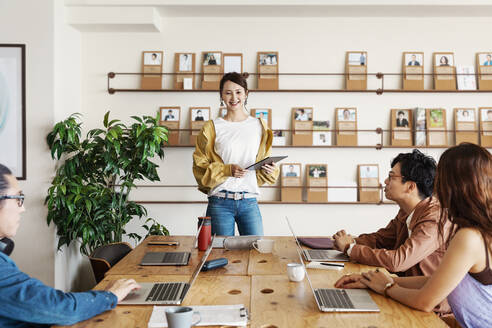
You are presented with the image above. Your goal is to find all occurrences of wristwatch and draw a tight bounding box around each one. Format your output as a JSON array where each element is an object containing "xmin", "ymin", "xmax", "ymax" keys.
[{"xmin": 383, "ymin": 281, "xmax": 396, "ymax": 297}]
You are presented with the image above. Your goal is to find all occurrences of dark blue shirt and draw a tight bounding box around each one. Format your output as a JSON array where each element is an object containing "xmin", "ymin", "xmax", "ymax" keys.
[{"xmin": 0, "ymin": 252, "xmax": 117, "ymax": 327}]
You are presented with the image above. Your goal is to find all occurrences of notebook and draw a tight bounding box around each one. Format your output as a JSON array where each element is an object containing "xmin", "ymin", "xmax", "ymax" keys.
[
  {"xmin": 287, "ymin": 217, "xmax": 379, "ymax": 312},
  {"xmin": 285, "ymin": 217, "xmax": 348, "ymax": 262},
  {"xmin": 120, "ymin": 236, "xmax": 215, "ymax": 305},
  {"xmin": 140, "ymin": 222, "xmax": 204, "ymax": 266}
]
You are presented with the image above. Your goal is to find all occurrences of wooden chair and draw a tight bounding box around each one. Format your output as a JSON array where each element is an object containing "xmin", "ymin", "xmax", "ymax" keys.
[{"xmin": 89, "ymin": 242, "xmax": 132, "ymax": 283}]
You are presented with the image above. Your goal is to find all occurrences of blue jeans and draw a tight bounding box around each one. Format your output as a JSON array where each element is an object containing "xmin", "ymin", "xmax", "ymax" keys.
[{"xmin": 206, "ymin": 196, "xmax": 264, "ymax": 236}]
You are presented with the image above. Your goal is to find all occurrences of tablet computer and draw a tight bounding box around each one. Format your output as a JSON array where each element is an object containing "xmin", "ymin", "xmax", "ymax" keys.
[{"xmin": 245, "ymin": 156, "xmax": 288, "ymax": 170}]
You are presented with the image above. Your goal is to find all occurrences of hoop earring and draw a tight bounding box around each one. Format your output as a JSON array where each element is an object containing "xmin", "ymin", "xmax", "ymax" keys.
[{"xmin": 220, "ymin": 99, "xmax": 224, "ymax": 106}]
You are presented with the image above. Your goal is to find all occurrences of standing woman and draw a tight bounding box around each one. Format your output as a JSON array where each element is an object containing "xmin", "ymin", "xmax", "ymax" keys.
[
  {"xmin": 193, "ymin": 72, "xmax": 279, "ymax": 236},
  {"xmin": 335, "ymin": 143, "xmax": 492, "ymax": 328}
]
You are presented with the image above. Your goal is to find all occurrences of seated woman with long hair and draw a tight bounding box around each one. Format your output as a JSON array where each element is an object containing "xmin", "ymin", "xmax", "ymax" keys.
[{"xmin": 335, "ymin": 143, "xmax": 492, "ymax": 328}]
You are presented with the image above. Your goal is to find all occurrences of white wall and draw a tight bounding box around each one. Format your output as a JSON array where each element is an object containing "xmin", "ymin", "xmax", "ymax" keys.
[
  {"xmin": 81, "ymin": 16, "xmax": 490, "ymax": 245},
  {"xmin": 0, "ymin": 0, "xmax": 56, "ymax": 285}
]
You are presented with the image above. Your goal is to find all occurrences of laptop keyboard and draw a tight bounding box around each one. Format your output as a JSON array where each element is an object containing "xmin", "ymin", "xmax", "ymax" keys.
[
  {"xmin": 162, "ymin": 252, "xmax": 188, "ymax": 263},
  {"xmin": 307, "ymin": 249, "xmax": 330, "ymax": 258},
  {"xmin": 146, "ymin": 282, "xmax": 185, "ymax": 302},
  {"xmin": 316, "ymin": 289, "xmax": 355, "ymax": 309}
]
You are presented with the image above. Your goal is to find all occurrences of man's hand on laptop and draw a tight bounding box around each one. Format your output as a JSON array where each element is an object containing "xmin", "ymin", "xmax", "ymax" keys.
[
  {"xmin": 332, "ymin": 230, "xmax": 354, "ymax": 253},
  {"xmin": 334, "ymin": 273, "xmax": 365, "ymax": 289},
  {"xmin": 106, "ymin": 278, "xmax": 141, "ymax": 302}
]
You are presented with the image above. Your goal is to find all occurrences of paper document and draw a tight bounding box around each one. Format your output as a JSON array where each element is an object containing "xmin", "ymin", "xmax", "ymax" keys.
[{"xmin": 148, "ymin": 304, "xmax": 248, "ymax": 327}]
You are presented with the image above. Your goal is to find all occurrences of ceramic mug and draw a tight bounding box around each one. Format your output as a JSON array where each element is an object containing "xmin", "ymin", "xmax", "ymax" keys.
[
  {"xmin": 287, "ymin": 263, "xmax": 305, "ymax": 282},
  {"xmin": 165, "ymin": 307, "xmax": 201, "ymax": 328},
  {"xmin": 252, "ymin": 239, "xmax": 275, "ymax": 253}
]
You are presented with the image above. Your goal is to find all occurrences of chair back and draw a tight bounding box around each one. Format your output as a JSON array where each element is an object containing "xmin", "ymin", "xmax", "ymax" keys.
[{"xmin": 89, "ymin": 242, "xmax": 132, "ymax": 283}]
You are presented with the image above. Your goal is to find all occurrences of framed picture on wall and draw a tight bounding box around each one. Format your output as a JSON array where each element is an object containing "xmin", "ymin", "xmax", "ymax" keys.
[{"xmin": 0, "ymin": 44, "xmax": 26, "ymax": 179}]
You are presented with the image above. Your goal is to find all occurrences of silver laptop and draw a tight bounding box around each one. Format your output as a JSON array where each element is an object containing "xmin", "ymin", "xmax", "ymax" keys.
[
  {"xmin": 120, "ymin": 236, "xmax": 215, "ymax": 305},
  {"xmin": 287, "ymin": 218, "xmax": 379, "ymax": 312},
  {"xmin": 285, "ymin": 217, "xmax": 348, "ymax": 262},
  {"xmin": 140, "ymin": 222, "xmax": 204, "ymax": 266}
]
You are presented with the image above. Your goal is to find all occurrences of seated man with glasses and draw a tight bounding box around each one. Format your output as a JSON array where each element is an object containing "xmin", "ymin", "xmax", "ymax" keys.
[{"xmin": 332, "ymin": 149, "xmax": 452, "ymax": 314}]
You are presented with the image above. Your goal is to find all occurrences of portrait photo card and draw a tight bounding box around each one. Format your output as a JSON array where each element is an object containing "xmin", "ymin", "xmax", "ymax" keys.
[
  {"xmin": 391, "ymin": 109, "xmax": 413, "ymax": 146},
  {"xmin": 335, "ymin": 107, "xmax": 358, "ymax": 146},
  {"xmin": 174, "ymin": 52, "xmax": 195, "ymax": 90},
  {"xmin": 281, "ymin": 163, "xmax": 302, "ymax": 202},
  {"xmin": 306, "ymin": 164, "xmax": 328, "ymax": 203},
  {"xmin": 454, "ymin": 108, "xmax": 478, "ymax": 145},
  {"xmin": 357, "ymin": 164, "xmax": 381, "ymax": 203},
  {"xmin": 402, "ymin": 51, "xmax": 424, "ymax": 90},
  {"xmin": 257, "ymin": 51, "xmax": 279, "ymax": 90},
  {"xmin": 141, "ymin": 50, "xmax": 163, "ymax": 90},
  {"xmin": 159, "ymin": 106, "xmax": 181, "ymax": 145}
]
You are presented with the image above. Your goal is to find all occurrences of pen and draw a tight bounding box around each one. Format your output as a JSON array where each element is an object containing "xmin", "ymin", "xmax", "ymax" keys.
[{"xmin": 319, "ymin": 262, "xmax": 345, "ymax": 268}]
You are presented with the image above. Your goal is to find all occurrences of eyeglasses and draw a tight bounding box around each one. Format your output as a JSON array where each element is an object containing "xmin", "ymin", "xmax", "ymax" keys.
[
  {"xmin": 387, "ymin": 173, "xmax": 404, "ymax": 181},
  {"xmin": 0, "ymin": 192, "xmax": 25, "ymax": 207}
]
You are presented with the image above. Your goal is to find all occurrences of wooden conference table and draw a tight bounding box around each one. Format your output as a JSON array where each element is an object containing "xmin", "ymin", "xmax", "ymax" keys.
[{"xmin": 58, "ymin": 236, "xmax": 446, "ymax": 328}]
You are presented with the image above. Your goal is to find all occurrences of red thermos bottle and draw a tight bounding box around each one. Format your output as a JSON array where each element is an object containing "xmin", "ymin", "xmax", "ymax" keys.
[{"xmin": 197, "ymin": 216, "xmax": 211, "ymax": 251}]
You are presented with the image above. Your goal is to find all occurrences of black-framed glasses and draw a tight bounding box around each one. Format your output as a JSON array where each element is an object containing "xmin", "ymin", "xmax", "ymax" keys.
[{"xmin": 0, "ymin": 192, "xmax": 25, "ymax": 207}]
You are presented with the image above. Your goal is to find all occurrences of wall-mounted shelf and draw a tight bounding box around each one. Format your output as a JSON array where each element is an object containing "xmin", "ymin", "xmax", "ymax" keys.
[
  {"xmin": 161, "ymin": 128, "xmax": 489, "ymax": 150},
  {"xmin": 127, "ymin": 184, "xmax": 393, "ymax": 205},
  {"xmin": 134, "ymin": 200, "xmax": 395, "ymax": 205},
  {"xmin": 107, "ymin": 71, "xmax": 492, "ymax": 95}
]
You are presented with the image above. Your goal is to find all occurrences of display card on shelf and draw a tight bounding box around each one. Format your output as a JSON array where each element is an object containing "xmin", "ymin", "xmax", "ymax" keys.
[
  {"xmin": 224, "ymin": 53, "xmax": 243, "ymax": 74},
  {"xmin": 414, "ymin": 107, "xmax": 427, "ymax": 146},
  {"xmin": 251, "ymin": 108, "xmax": 271, "ymax": 129},
  {"xmin": 189, "ymin": 107, "xmax": 210, "ymax": 146},
  {"xmin": 174, "ymin": 52, "xmax": 195, "ymax": 90},
  {"xmin": 479, "ymin": 107, "xmax": 492, "ymax": 147},
  {"xmin": 402, "ymin": 51, "xmax": 424, "ymax": 90},
  {"xmin": 159, "ymin": 106, "xmax": 180, "ymax": 145},
  {"xmin": 257, "ymin": 51, "xmax": 279, "ymax": 90},
  {"xmin": 280, "ymin": 163, "xmax": 302, "ymax": 202},
  {"xmin": 426, "ymin": 108, "xmax": 448, "ymax": 146},
  {"xmin": 201, "ymin": 51, "xmax": 223, "ymax": 90},
  {"xmin": 433, "ymin": 52, "xmax": 457, "ymax": 90},
  {"xmin": 454, "ymin": 108, "xmax": 478, "ymax": 145},
  {"xmin": 141, "ymin": 50, "xmax": 163, "ymax": 90},
  {"xmin": 456, "ymin": 65, "xmax": 477, "ymax": 90},
  {"xmin": 346, "ymin": 51, "xmax": 367, "ymax": 90},
  {"xmin": 335, "ymin": 107, "xmax": 357, "ymax": 146},
  {"xmin": 476, "ymin": 52, "xmax": 492, "ymax": 90},
  {"xmin": 357, "ymin": 164, "xmax": 381, "ymax": 203},
  {"xmin": 306, "ymin": 164, "xmax": 328, "ymax": 203},
  {"xmin": 312, "ymin": 120, "xmax": 331, "ymax": 146},
  {"xmin": 291, "ymin": 107, "xmax": 313, "ymax": 146},
  {"xmin": 391, "ymin": 109, "xmax": 413, "ymax": 146}
]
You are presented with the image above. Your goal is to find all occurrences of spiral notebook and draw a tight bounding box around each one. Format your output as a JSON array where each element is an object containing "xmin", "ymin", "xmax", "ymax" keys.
[{"xmin": 148, "ymin": 304, "xmax": 248, "ymax": 327}]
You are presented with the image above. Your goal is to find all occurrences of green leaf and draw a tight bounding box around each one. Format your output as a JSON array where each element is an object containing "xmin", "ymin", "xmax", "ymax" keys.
[{"xmin": 103, "ymin": 111, "xmax": 110, "ymax": 128}]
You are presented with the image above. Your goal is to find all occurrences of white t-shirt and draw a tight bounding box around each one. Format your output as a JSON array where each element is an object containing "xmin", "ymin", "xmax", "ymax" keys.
[{"xmin": 209, "ymin": 116, "xmax": 262, "ymax": 196}]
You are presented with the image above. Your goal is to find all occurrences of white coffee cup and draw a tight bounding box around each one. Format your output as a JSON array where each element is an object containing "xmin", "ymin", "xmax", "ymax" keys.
[
  {"xmin": 252, "ymin": 239, "xmax": 275, "ymax": 253},
  {"xmin": 287, "ymin": 263, "xmax": 305, "ymax": 282},
  {"xmin": 165, "ymin": 307, "xmax": 201, "ymax": 328}
]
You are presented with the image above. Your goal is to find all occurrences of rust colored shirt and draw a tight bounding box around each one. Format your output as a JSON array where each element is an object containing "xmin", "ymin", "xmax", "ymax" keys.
[
  {"xmin": 351, "ymin": 197, "xmax": 452, "ymax": 314},
  {"xmin": 352, "ymin": 197, "xmax": 450, "ymax": 277}
]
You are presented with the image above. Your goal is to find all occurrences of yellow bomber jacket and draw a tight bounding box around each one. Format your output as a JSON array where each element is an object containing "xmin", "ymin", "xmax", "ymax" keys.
[{"xmin": 192, "ymin": 118, "xmax": 280, "ymax": 194}]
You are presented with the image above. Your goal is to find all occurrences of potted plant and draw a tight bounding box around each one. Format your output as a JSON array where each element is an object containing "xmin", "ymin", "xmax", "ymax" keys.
[{"xmin": 46, "ymin": 111, "xmax": 169, "ymax": 256}]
